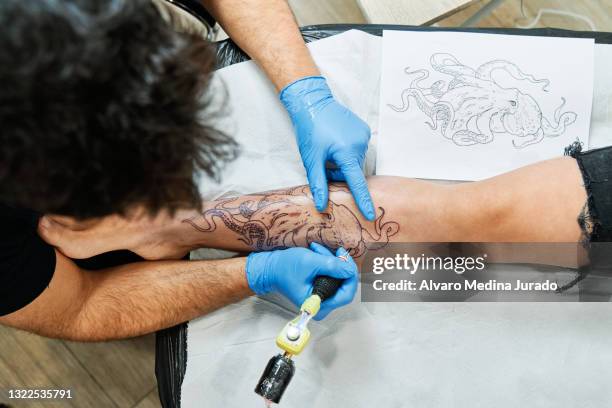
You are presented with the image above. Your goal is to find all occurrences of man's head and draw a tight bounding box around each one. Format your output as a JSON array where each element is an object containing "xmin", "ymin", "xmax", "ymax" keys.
[{"xmin": 0, "ymin": 0, "xmax": 237, "ymax": 219}]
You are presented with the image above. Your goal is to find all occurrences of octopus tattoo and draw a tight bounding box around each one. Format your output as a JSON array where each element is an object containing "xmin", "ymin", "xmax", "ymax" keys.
[
  {"xmin": 182, "ymin": 185, "xmax": 399, "ymax": 258},
  {"xmin": 389, "ymin": 53, "xmax": 577, "ymax": 148}
]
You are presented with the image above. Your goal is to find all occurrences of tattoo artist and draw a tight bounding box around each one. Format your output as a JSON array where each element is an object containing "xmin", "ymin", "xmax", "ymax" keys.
[{"xmin": 0, "ymin": 0, "xmax": 360, "ymax": 340}]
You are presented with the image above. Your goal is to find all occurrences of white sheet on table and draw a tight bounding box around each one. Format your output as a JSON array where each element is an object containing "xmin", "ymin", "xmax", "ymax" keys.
[
  {"xmin": 182, "ymin": 33, "xmax": 612, "ymax": 407},
  {"xmin": 377, "ymin": 31, "xmax": 594, "ymax": 181}
]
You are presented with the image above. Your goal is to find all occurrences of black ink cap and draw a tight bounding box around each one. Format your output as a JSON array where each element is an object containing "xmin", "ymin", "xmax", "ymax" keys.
[{"xmin": 255, "ymin": 354, "xmax": 295, "ymax": 403}]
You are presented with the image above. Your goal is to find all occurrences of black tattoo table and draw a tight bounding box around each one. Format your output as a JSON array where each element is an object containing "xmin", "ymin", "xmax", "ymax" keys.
[{"xmin": 154, "ymin": 24, "xmax": 612, "ymax": 408}]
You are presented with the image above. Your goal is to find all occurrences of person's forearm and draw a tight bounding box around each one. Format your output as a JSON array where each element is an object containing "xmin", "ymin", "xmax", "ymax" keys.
[
  {"xmin": 201, "ymin": 0, "xmax": 318, "ymax": 90},
  {"xmin": 0, "ymin": 252, "xmax": 251, "ymax": 341},
  {"xmin": 74, "ymin": 257, "xmax": 249, "ymax": 341}
]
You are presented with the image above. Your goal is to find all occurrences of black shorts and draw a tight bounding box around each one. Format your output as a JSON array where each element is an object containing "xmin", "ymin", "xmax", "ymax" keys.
[
  {"xmin": 548, "ymin": 143, "xmax": 612, "ymax": 293},
  {"xmin": 567, "ymin": 143, "xmax": 612, "ymax": 243}
]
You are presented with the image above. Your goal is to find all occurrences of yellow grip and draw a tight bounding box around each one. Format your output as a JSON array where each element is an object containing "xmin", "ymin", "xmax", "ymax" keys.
[
  {"xmin": 275, "ymin": 295, "xmax": 323, "ymax": 355},
  {"xmin": 300, "ymin": 294, "xmax": 321, "ymax": 316},
  {"xmin": 276, "ymin": 323, "xmax": 311, "ymax": 355}
]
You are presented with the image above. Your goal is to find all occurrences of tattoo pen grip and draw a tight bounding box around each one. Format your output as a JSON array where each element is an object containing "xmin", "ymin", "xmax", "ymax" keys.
[{"xmin": 312, "ymin": 276, "xmax": 343, "ymax": 302}]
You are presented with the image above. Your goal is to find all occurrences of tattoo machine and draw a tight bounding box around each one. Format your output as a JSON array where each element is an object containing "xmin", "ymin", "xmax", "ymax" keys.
[{"xmin": 254, "ymin": 272, "xmax": 346, "ymax": 405}]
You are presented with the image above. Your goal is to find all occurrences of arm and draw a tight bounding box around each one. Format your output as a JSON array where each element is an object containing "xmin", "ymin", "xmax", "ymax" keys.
[
  {"xmin": 200, "ymin": 0, "xmax": 375, "ymax": 219},
  {"xmin": 40, "ymin": 156, "xmax": 587, "ymax": 263},
  {"xmin": 0, "ymin": 246, "xmax": 358, "ymax": 340},
  {"xmin": 200, "ymin": 0, "xmax": 317, "ymax": 91},
  {"xmin": 0, "ymin": 252, "xmax": 250, "ymax": 341}
]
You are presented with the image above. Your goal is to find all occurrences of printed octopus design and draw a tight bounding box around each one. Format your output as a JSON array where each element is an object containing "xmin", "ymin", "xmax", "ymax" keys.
[
  {"xmin": 183, "ymin": 186, "xmax": 399, "ymax": 257},
  {"xmin": 388, "ymin": 53, "xmax": 577, "ymax": 148}
]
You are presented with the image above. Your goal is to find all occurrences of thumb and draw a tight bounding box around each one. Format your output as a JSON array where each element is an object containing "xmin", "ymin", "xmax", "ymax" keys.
[
  {"xmin": 312, "ymin": 250, "xmax": 357, "ymax": 280},
  {"xmin": 309, "ymin": 242, "xmax": 334, "ymax": 256}
]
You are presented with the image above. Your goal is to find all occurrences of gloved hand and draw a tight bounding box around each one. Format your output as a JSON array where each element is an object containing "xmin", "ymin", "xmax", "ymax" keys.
[
  {"xmin": 246, "ymin": 243, "xmax": 359, "ymax": 320},
  {"xmin": 280, "ymin": 76, "xmax": 375, "ymax": 221}
]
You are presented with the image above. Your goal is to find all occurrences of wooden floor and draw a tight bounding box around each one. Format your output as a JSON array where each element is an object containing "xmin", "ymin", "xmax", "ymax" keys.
[
  {"xmin": 289, "ymin": 0, "xmax": 612, "ymax": 31},
  {"xmin": 0, "ymin": 327, "xmax": 159, "ymax": 408},
  {"xmin": 1, "ymin": 1, "xmax": 611, "ymax": 408},
  {"xmin": 436, "ymin": 0, "xmax": 611, "ymax": 30}
]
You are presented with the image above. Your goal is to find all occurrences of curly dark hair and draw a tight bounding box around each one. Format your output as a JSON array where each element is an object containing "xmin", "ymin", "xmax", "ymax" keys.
[{"xmin": 0, "ymin": 0, "xmax": 238, "ymax": 219}]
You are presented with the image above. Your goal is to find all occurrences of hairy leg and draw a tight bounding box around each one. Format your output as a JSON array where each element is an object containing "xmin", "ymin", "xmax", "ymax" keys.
[{"xmin": 39, "ymin": 157, "xmax": 586, "ymax": 260}]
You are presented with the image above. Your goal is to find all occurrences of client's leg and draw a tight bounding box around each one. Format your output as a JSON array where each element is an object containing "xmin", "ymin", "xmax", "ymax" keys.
[
  {"xmin": 452, "ymin": 156, "xmax": 586, "ymax": 242},
  {"xmin": 39, "ymin": 156, "xmax": 591, "ymax": 260},
  {"xmin": 178, "ymin": 157, "xmax": 586, "ymax": 255}
]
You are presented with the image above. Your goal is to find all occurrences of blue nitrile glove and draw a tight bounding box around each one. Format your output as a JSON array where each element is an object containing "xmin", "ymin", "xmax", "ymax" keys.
[
  {"xmin": 246, "ymin": 243, "xmax": 359, "ymax": 320},
  {"xmin": 280, "ymin": 76, "xmax": 376, "ymax": 221}
]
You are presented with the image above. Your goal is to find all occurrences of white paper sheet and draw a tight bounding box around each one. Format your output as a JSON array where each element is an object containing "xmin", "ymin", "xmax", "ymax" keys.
[{"xmin": 377, "ymin": 31, "xmax": 594, "ymax": 181}]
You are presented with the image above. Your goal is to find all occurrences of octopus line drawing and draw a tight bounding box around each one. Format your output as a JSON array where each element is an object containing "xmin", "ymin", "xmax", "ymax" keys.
[
  {"xmin": 388, "ymin": 53, "xmax": 578, "ymax": 148},
  {"xmin": 182, "ymin": 185, "xmax": 399, "ymax": 258}
]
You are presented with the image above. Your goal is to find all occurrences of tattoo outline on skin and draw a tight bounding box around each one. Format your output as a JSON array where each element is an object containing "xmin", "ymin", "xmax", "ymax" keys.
[{"xmin": 182, "ymin": 185, "xmax": 399, "ymax": 257}]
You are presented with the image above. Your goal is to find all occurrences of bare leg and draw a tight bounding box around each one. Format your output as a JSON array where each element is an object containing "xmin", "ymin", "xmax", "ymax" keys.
[
  {"xmin": 39, "ymin": 157, "xmax": 587, "ymax": 262},
  {"xmin": 460, "ymin": 156, "xmax": 585, "ymax": 242}
]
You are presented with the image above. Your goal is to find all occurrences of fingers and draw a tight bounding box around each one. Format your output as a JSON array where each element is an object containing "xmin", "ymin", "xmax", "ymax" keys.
[
  {"xmin": 315, "ymin": 270, "xmax": 359, "ymax": 321},
  {"xmin": 309, "ymin": 244, "xmax": 357, "ymax": 278},
  {"xmin": 335, "ymin": 246, "xmax": 350, "ymax": 259},
  {"xmin": 336, "ymin": 157, "xmax": 376, "ymax": 221},
  {"xmin": 309, "ymin": 246, "xmax": 359, "ymax": 320},
  {"xmin": 305, "ymin": 157, "xmax": 329, "ymax": 212},
  {"xmin": 309, "ymin": 242, "xmax": 334, "ymax": 256},
  {"xmin": 310, "ymin": 246, "xmax": 356, "ymax": 280}
]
